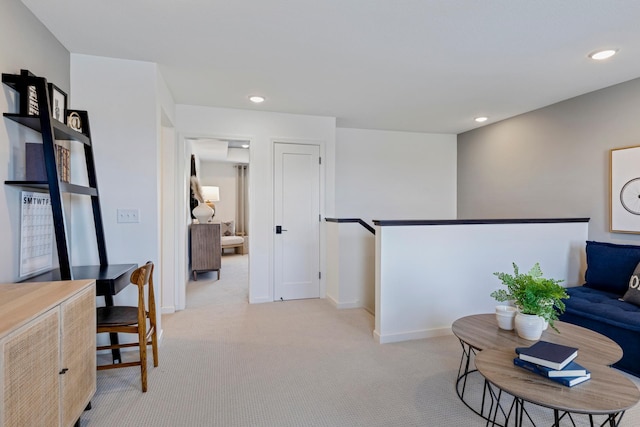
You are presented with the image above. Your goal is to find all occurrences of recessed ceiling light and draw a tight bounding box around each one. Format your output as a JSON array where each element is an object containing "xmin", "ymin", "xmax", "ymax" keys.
[
  {"xmin": 249, "ymin": 95, "xmax": 265, "ymax": 103},
  {"xmin": 588, "ymin": 49, "xmax": 618, "ymax": 60},
  {"xmin": 241, "ymin": 144, "xmax": 249, "ymax": 148},
  {"xmin": 474, "ymin": 116, "xmax": 488, "ymax": 123}
]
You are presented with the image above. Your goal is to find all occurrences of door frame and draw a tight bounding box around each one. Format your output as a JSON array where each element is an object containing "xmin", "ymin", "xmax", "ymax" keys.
[
  {"xmin": 172, "ymin": 132, "xmax": 254, "ymax": 310},
  {"xmin": 270, "ymin": 139, "xmax": 326, "ymax": 301},
  {"xmin": 169, "ymin": 134, "xmax": 327, "ymax": 308},
  {"xmin": 273, "ymin": 142, "xmax": 321, "ymax": 300}
]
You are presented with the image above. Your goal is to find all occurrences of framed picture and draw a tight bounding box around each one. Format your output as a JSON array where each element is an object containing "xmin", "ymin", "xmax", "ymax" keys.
[
  {"xmin": 48, "ymin": 83, "xmax": 67, "ymax": 124},
  {"xmin": 611, "ymin": 145, "xmax": 640, "ymax": 233}
]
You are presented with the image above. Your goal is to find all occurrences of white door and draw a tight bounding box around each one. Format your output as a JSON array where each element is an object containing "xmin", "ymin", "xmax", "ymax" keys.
[{"xmin": 274, "ymin": 143, "xmax": 320, "ymax": 300}]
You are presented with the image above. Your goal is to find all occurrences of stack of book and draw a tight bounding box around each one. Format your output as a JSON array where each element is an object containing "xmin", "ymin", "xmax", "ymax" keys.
[
  {"xmin": 513, "ymin": 341, "xmax": 591, "ymax": 387},
  {"xmin": 25, "ymin": 142, "xmax": 70, "ymax": 183},
  {"xmin": 55, "ymin": 144, "xmax": 70, "ymax": 183}
]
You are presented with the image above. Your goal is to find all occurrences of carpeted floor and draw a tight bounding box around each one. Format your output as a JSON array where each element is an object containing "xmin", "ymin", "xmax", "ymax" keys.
[{"xmin": 82, "ymin": 254, "xmax": 640, "ymax": 426}]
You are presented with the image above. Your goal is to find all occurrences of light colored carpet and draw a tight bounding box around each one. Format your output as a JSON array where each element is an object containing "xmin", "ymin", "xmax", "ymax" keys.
[{"xmin": 82, "ymin": 254, "xmax": 640, "ymax": 426}]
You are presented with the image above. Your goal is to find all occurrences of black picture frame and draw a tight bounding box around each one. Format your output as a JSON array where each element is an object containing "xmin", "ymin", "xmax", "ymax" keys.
[{"xmin": 48, "ymin": 83, "xmax": 67, "ymax": 124}]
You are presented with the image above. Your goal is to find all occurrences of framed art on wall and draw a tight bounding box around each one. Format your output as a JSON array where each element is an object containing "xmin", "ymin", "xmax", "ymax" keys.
[{"xmin": 611, "ymin": 145, "xmax": 640, "ymax": 233}]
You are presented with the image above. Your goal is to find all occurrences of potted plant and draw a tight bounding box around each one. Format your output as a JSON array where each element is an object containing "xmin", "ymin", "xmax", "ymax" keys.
[{"xmin": 491, "ymin": 262, "xmax": 568, "ymax": 339}]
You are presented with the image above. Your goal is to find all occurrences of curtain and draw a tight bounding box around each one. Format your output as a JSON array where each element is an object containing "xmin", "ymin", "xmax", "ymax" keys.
[
  {"xmin": 189, "ymin": 154, "xmax": 197, "ymax": 218},
  {"xmin": 236, "ymin": 165, "xmax": 248, "ymax": 235}
]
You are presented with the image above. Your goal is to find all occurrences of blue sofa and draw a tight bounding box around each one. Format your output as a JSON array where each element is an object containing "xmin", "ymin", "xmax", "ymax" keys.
[{"xmin": 559, "ymin": 241, "xmax": 640, "ymax": 376}]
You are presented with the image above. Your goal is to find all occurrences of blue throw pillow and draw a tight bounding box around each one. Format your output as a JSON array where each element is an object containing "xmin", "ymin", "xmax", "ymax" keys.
[{"xmin": 585, "ymin": 241, "xmax": 640, "ymax": 295}]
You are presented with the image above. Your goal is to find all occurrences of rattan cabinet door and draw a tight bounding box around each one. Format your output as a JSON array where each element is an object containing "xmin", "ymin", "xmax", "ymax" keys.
[
  {"xmin": 2, "ymin": 309, "xmax": 60, "ymax": 427},
  {"xmin": 60, "ymin": 284, "xmax": 96, "ymax": 427}
]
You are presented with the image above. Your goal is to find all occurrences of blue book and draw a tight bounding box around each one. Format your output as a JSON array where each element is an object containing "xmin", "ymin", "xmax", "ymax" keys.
[
  {"xmin": 515, "ymin": 341, "xmax": 578, "ymax": 370},
  {"xmin": 547, "ymin": 373, "xmax": 591, "ymax": 387},
  {"xmin": 513, "ymin": 357, "xmax": 588, "ymax": 378}
]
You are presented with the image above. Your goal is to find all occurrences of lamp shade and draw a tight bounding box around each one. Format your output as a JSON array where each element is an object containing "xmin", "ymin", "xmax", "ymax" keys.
[{"xmin": 202, "ymin": 186, "xmax": 220, "ymax": 203}]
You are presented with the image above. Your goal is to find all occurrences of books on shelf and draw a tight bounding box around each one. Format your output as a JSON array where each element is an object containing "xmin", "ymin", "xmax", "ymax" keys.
[
  {"xmin": 515, "ymin": 341, "xmax": 578, "ymax": 370},
  {"xmin": 55, "ymin": 143, "xmax": 70, "ymax": 183},
  {"xmin": 25, "ymin": 142, "xmax": 70, "ymax": 183}
]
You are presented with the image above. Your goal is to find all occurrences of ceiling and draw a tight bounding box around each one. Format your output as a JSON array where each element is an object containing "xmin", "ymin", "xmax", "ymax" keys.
[{"xmin": 20, "ymin": 0, "xmax": 640, "ymax": 134}]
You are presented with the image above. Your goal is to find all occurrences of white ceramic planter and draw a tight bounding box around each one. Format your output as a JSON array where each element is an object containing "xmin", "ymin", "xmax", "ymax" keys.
[
  {"xmin": 495, "ymin": 305, "xmax": 517, "ymax": 330},
  {"xmin": 514, "ymin": 312, "xmax": 544, "ymax": 340},
  {"xmin": 192, "ymin": 202, "xmax": 214, "ymax": 224}
]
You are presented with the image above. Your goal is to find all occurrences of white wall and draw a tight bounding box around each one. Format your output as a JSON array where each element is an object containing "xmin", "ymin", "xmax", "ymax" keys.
[
  {"xmin": 327, "ymin": 127, "xmax": 457, "ymax": 311},
  {"xmin": 374, "ymin": 221, "xmax": 588, "ymax": 344},
  {"xmin": 0, "ymin": 0, "xmax": 70, "ymax": 282},
  {"xmin": 326, "ymin": 221, "xmax": 375, "ymax": 312},
  {"xmin": 71, "ymin": 54, "xmax": 175, "ymax": 336},
  {"xmin": 176, "ymin": 105, "xmax": 336, "ymax": 304},
  {"xmin": 335, "ymin": 128, "xmax": 457, "ymax": 224}
]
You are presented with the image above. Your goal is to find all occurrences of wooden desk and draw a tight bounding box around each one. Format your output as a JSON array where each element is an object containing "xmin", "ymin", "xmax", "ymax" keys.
[
  {"xmin": 21, "ymin": 263, "xmax": 138, "ymax": 364},
  {"xmin": 476, "ymin": 348, "xmax": 640, "ymax": 426},
  {"xmin": 20, "ymin": 264, "xmax": 137, "ymax": 299}
]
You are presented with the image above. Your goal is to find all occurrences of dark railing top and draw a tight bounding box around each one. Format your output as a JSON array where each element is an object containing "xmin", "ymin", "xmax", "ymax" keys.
[
  {"xmin": 372, "ymin": 218, "xmax": 590, "ymax": 227},
  {"xmin": 325, "ymin": 218, "xmax": 375, "ymax": 235}
]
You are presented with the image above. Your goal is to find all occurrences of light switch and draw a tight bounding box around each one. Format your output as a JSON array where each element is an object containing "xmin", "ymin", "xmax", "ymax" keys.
[{"xmin": 117, "ymin": 208, "xmax": 140, "ymax": 223}]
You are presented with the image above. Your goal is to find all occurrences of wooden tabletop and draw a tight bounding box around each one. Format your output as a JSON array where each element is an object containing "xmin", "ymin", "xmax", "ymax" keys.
[
  {"xmin": 452, "ymin": 313, "xmax": 622, "ymax": 366},
  {"xmin": 0, "ymin": 280, "xmax": 95, "ymax": 340},
  {"xmin": 476, "ymin": 348, "xmax": 640, "ymax": 415}
]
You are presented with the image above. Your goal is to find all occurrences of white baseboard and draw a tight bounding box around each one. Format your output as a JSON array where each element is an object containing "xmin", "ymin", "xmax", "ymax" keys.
[
  {"xmin": 373, "ymin": 327, "xmax": 453, "ymax": 344},
  {"xmin": 249, "ymin": 296, "xmax": 272, "ymax": 304},
  {"xmin": 326, "ymin": 294, "xmax": 363, "ymax": 309}
]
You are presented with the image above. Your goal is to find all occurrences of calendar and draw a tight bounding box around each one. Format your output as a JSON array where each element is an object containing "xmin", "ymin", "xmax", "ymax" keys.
[{"xmin": 20, "ymin": 191, "xmax": 54, "ymax": 277}]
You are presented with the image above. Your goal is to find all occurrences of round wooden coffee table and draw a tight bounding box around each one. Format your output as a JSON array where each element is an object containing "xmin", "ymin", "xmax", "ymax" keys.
[
  {"xmin": 451, "ymin": 314, "xmax": 625, "ymax": 424},
  {"xmin": 476, "ymin": 348, "xmax": 640, "ymax": 426}
]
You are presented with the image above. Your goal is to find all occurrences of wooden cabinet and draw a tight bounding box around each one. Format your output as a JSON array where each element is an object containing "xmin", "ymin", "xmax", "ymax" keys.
[
  {"xmin": 190, "ymin": 223, "xmax": 221, "ymax": 280},
  {"xmin": 0, "ymin": 280, "xmax": 96, "ymax": 427}
]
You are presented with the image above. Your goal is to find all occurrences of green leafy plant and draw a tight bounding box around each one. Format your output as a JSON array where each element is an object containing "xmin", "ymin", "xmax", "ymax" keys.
[{"xmin": 491, "ymin": 262, "xmax": 568, "ymax": 332}]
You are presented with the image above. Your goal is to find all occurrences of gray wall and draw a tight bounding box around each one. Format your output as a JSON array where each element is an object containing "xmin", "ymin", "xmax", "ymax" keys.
[
  {"xmin": 457, "ymin": 77, "xmax": 640, "ymax": 245},
  {"xmin": 0, "ymin": 0, "xmax": 70, "ymax": 281}
]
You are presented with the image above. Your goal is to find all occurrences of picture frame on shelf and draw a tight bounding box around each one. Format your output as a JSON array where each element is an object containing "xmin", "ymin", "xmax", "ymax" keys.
[
  {"xmin": 48, "ymin": 83, "xmax": 67, "ymax": 124},
  {"xmin": 610, "ymin": 145, "xmax": 640, "ymax": 234}
]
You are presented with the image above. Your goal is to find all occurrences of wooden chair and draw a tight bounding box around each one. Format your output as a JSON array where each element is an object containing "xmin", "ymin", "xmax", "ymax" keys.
[{"xmin": 96, "ymin": 261, "xmax": 158, "ymax": 392}]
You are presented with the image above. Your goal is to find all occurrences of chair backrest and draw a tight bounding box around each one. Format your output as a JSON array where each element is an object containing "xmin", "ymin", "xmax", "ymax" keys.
[{"xmin": 130, "ymin": 261, "xmax": 156, "ymax": 322}]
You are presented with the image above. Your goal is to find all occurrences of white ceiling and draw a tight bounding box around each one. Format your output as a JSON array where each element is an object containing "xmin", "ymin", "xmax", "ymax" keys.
[{"xmin": 20, "ymin": 0, "xmax": 640, "ymax": 134}]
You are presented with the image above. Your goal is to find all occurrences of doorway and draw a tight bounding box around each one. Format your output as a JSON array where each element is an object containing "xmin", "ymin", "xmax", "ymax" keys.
[
  {"xmin": 188, "ymin": 138, "xmax": 250, "ymax": 304},
  {"xmin": 273, "ymin": 142, "xmax": 320, "ymax": 301}
]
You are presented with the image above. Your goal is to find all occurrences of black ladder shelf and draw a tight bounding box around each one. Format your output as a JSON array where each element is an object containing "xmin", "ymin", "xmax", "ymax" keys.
[{"xmin": 2, "ymin": 70, "xmax": 129, "ymax": 290}]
